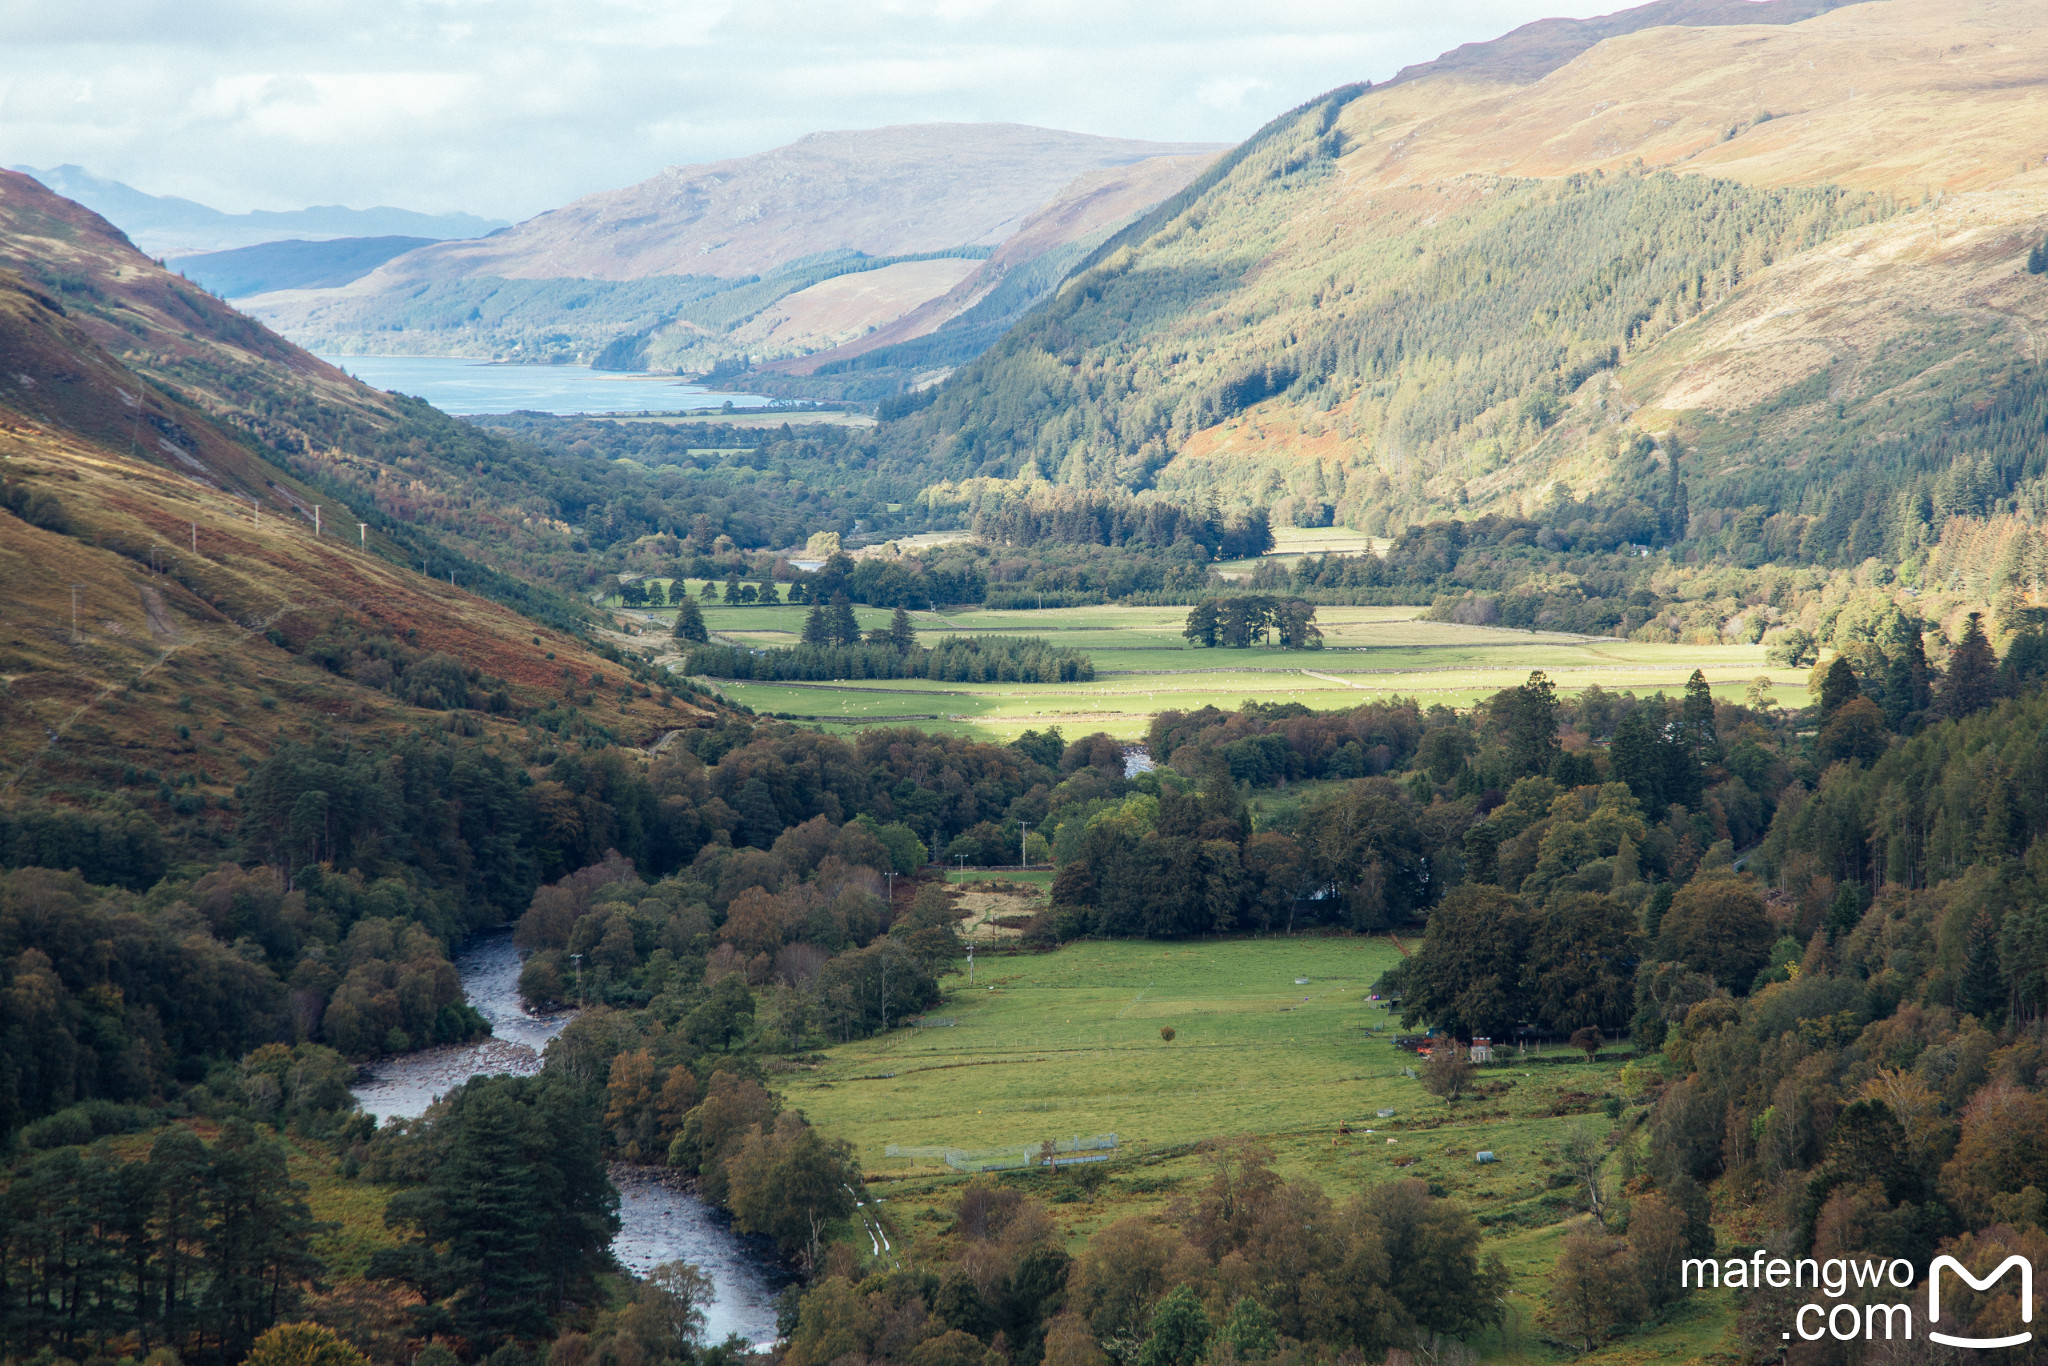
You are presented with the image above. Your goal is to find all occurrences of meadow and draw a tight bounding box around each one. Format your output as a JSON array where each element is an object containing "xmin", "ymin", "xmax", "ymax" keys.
[
  {"xmin": 627, "ymin": 585, "xmax": 1811, "ymax": 740},
  {"xmin": 771, "ymin": 933, "xmax": 1730, "ymax": 1364}
]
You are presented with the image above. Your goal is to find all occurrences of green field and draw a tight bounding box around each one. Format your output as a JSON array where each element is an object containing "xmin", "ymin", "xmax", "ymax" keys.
[
  {"xmin": 643, "ymin": 596, "xmax": 1808, "ymax": 739},
  {"xmin": 773, "ymin": 935, "xmax": 1728, "ymax": 1363}
]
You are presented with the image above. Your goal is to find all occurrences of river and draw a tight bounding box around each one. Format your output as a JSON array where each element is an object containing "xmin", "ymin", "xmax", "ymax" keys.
[{"xmin": 350, "ymin": 931, "xmax": 785, "ymax": 1346}]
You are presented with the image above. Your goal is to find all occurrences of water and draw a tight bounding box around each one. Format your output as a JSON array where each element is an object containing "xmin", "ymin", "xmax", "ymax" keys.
[
  {"xmin": 319, "ymin": 354, "xmax": 779, "ymax": 417},
  {"xmin": 351, "ymin": 931, "xmax": 784, "ymax": 1346}
]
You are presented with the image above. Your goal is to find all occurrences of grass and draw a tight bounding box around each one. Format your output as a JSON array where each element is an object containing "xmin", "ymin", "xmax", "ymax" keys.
[
  {"xmin": 773, "ymin": 936, "xmax": 1730, "ymax": 1362},
  {"xmin": 643, "ymin": 599, "xmax": 1809, "ymax": 740}
]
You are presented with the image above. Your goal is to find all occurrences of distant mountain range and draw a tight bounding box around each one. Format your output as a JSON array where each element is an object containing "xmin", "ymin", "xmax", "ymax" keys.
[
  {"xmin": 235, "ymin": 124, "xmax": 1226, "ymax": 389},
  {"xmin": 6, "ymin": 164, "xmax": 506, "ymax": 255}
]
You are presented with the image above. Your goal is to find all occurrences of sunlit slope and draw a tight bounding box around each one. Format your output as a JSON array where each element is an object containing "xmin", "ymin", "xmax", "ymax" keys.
[
  {"xmin": 0, "ymin": 270, "xmax": 706, "ymax": 824},
  {"xmin": 890, "ymin": 0, "xmax": 2048, "ymax": 535}
]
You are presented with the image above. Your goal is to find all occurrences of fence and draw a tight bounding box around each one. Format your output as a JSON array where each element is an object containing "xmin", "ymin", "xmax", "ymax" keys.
[{"xmin": 885, "ymin": 1133, "xmax": 1120, "ymax": 1172}]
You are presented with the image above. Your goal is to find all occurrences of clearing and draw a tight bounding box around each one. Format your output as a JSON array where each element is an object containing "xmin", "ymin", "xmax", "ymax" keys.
[{"xmin": 771, "ymin": 934, "xmax": 1728, "ymax": 1364}]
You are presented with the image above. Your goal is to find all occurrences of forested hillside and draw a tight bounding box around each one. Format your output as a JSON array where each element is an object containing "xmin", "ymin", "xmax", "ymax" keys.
[{"xmin": 879, "ymin": 0, "xmax": 2048, "ymax": 611}]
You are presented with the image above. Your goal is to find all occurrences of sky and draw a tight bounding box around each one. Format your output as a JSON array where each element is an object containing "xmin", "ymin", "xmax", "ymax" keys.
[{"xmin": 1, "ymin": 1, "xmax": 1628, "ymax": 222}]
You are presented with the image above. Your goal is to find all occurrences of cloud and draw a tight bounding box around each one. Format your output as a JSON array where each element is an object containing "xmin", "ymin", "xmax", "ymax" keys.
[{"xmin": 0, "ymin": 0, "xmax": 1623, "ymax": 220}]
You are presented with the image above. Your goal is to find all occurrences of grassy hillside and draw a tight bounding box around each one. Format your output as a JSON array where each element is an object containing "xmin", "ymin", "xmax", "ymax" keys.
[{"xmin": 0, "ymin": 261, "xmax": 706, "ymax": 863}]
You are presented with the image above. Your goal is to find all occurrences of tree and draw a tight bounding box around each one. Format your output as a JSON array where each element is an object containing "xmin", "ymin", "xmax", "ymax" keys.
[
  {"xmin": 1183, "ymin": 600, "xmax": 1221, "ymax": 647},
  {"xmin": 1501, "ymin": 671, "xmax": 1560, "ymax": 778},
  {"xmin": 673, "ymin": 598, "xmax": 709, "ymax": 642},
  {"xmin": 2030, "ymin": 236, "xmax": 2047, "ymax": 274},
  {"xmin": 1569, "ymin": 1025, "xmax": 1603, "ymax": 1062},
  {"xmin": 1137, "ymin": 1284, "xmax": 1211, "ymax": 1366},
  {"xmin": 1528, "ymin": 892, "xmax": 1640, "ymax": 1035},
  {"xmin": 1421, "ymin": 1042, "xmax": 1475, "ymax": 1103},
  {"xmin": 1768, "ymin": 627, "xmax": 1818, "ymax": 668},
  {"xmin": 686, "ymin": 973, "xmax": 756, "ymax": 1050},
  {"xmin": 723, "ymin": 574, "xmax": 743, "ymax": 604},
  {"xmin": 1217, "ymin": 1298, "xmax": 1277, "ymax": 1363},
  {"xmin": 725, "ymin": 1113, "xmax": 861, "ymax": 1259},
  {"xmin": 1941, "ymin": 612, "xmax": 1998, "ymax": 719},
  {"xmin": 1657, "ymin": 877, "xmax": 1772, "ymax": 993},
  {"xmin": 1273, "ymin": 598, "xmax": 1322, "ymax": 650},
  {"xmin": 374, "ymin": 1074, "xmax": 619, "ymax": 1348},
  {"xmin": 1815, "ymin": 695, "xmax": 1888, "ymax": 765},
  {"xmin": 1819, "ymin": 656, "xmax": 1860, "ymax": 716},
  {"xmin": 698, "ymin": 579, "xmax": 717, "ymax": 602},
  {"xmin": 1545, "ymin": 1230, "xmax": 1644, "ymax": 1352},
  {"xmin": 758, "ymin": 580, "xmax": 781, "ymax": 605},
  {"xmin": 801, "ymin": 603, "xmax": 832, "ymax": 646},
  {"xmin": 827, "ymin": 592, "xmax": 861, "ymax": 647},
  {"xmin": 245, "ymin": 1323, "xmax": 371, "ymax": 1366},
  {"xmin": 1400, "ymin": 885, "xmax": 1533, "ymax": 1038},
  {"xmin": 1680, "ymin": 668, "xmax": 1718, "ymax": 759},
  {"xmin": 871, "ymin": 606, "xmax": 916, "ymax": 654}
]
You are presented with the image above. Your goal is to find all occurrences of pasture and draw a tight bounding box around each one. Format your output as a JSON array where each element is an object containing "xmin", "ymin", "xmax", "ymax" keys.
[
  {"xmin": 632, "ymin": 591, "xmax": 1811, "ymax": 739},
  {"xmin": 771, "ymin": 934, "xmax": 1712, "ymax": 1363}
]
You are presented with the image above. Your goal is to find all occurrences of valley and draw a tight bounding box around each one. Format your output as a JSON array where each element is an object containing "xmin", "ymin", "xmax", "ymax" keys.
[{"xmin": 7, "ymin": 3, "xmax": 2048, "ymax": 1366}]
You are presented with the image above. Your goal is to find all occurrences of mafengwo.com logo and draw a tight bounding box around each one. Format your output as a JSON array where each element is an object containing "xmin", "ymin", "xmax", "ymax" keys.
[{"xmin": 1681, "ymin": 1252, "xmax": 2034, "ymax": 1347}]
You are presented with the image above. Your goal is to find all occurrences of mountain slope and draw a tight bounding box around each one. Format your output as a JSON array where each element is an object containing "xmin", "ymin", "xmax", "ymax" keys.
[
  {"xmin": 9, "ymin": 164, "xmax": 503, "ymax": 255},
  {"xmin": 168, "ymin": 236, "xmax": 440, "ymax": 298},
  {"xmin": 0, "ymin": 265, "xmax": 708, "ymax": 852},
  {"xmin": 0, "ymin": 168, "xmax": 639, "ymax": 624},
  {"xmin": 885, "ymin": 0, "xmax": 2048, "ymax": 553},
  {"xmin": 242, "ymin": 124, "xmax": 1224, "ymax": 371}
]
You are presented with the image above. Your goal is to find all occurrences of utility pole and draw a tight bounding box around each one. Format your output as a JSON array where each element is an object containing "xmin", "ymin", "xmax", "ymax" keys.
[
  {"xmin": 967, "ymin": 942, "xmax": 975, "ymax": 986},
  {"xmin": 358, "ymin": 523, "xmax": 368, "ymax": 548},
  {"xmin": 956, "ymin": 853, "xmax": 966, "ymax": 884},
  {"xmin": 70, "ymin": 584, "xmax": 84, "ymax": 643},
  {"xmin": 313, "ymin": 506, "xmax": 321, "ymax": 538}
]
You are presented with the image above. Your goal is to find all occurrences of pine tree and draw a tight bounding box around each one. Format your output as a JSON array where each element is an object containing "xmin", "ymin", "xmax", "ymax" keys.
[
  {"xmin": 672, "ymin": 599, "xmax": 708, "ymax": 643},
  {"xmin": 1681, "ymin": 668, "xmax": 1719, "ymax": 757},
  {"xmin": 801, "ymin": 604, "xmax": 832, "ymax": 646},
  {"xmin": 1504, "ymin": 670, "xmax": 1561, "ymax": 778},
  {"xmin": 1819, "ymin": 656, "xmax": 1860, "ymax": 717},
  {"xmin": 787, "ymin": 581, "xmax": 809, "ymax": 604},
  {"xmin": 2030, "ymin": 237, "xmax": 2048, "ymax": 275},
  {"xmin": 722, "ymin": 575, "xmax": 742, "ymax": 605},
  {"xmin": 757, "ymin": 580, "xmax": 781, "ymax": 605},
  {"xmin": 698, "ymin": 580, "xmax": 717, "ymax": 602},
  {"xmin": 1940, "ymin": 612, "xmax": 1998, "ymax": 719},
  {"xmin": 1957, "ymin": 909, "xmax": 2004, "ymax": 1022},
  {"xmin": 884, "ymin": 606, "xmax": 916, "ymax": 654},
  {"xmin": 827, "ymin": 591, "xmax": 861, "ymax": 647}
]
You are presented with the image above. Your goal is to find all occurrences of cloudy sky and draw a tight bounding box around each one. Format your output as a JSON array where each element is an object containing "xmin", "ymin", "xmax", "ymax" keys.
[{"xmin": 2, "ymin": 1, "xmax": 1624, "ymax": 221}]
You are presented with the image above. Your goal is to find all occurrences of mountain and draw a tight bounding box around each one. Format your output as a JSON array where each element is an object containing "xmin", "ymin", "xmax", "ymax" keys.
[
  {"xmin": 7, "ymin": 164, "xmax": 505, "ymax": 255},
  {"xmin": 885, "ymin": 0, "xmax": 2048, "ymax": 561},
  {"xmin": 167, "ymin": 236, "xmax": 441, "ymax": 298},
  {"xmin": 240, "ymin": 124, "xmax": 1225, "ymax": 373},
  {"xmin": 0, "ymin": 167, "xmax": 702, "ymax": 824}
]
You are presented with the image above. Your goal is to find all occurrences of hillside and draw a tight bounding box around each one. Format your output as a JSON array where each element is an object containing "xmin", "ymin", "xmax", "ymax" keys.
[
  {"xmin": 241, "ymin": 124, "xmax": 1223, "ymax": 372},
  {"xmin": 0, "ymin": 264, "xmax": 709, "ymax": 870},
  {"xmin": 169, "ymin": 235, "xmax": 441, "ymax": 298},
  {"xmin": 9, "ymin": 163, "xmax": 503, "ymax": 255},
  {"xmin": 883, "ymin": 0, "xmax": 2048, "ymax": 559}
]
